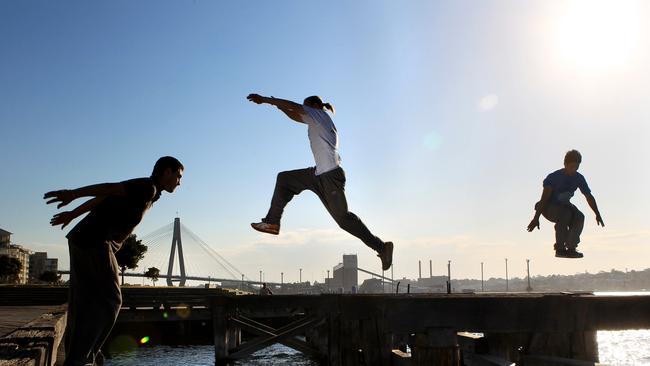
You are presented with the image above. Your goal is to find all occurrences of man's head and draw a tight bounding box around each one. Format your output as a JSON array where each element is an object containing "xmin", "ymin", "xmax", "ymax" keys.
[
  {"xmin": 303, "ymin": 95, "xmax": 335, "ymax": 114},
  {"xmin": 151, "ymin": 156, "xmax": 184, "ymax": 193},
  {"xmin": 563, "ymin": 149, "xmax": 582, "ymax": 175}
]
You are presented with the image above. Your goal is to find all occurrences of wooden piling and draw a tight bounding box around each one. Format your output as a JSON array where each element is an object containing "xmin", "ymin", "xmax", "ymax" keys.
[
  {"xmin": 411, "ymin": 328, "xmax": 460, "ymax": 366},
  {"xmin": 211, "ymin": 300, "xmax": 228, "ymax": 365}
]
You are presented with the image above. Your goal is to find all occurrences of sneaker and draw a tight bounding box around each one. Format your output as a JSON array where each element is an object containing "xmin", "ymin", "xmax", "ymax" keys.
[
  {"xmin": 564, "ymin": 249, "xmax": 584, "ymax": 258},
  {"xmin": 555, "ymin": 249, "xmax": 583, "ymax": 259},
  {"xmin": 377, "ymin": 241, "xmax": 394, "ymax": 271},
  {"xmin": 555, "ymin": 249, "xmax": 568, "ymax": 258},
  {"xmin": 251, "ymin": 222, "xmax": 280, "ymax": 235}
]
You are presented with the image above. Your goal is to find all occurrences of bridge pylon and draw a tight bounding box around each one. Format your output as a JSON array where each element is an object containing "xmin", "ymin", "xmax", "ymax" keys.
[{"xmin": 166, "ymin": 217, "xmax": 187, "ymax": 286}]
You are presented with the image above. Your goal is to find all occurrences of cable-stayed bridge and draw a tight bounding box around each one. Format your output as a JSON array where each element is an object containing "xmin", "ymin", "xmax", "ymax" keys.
[{"xmin": 134, "ymin": 217, "xmax": 260, "ymax": 286}]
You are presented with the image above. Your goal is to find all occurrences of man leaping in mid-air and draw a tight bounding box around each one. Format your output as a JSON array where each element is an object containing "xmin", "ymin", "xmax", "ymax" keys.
[{"xmin": 247, "ymin": 93, "xmax": 393, "ymax": 271}]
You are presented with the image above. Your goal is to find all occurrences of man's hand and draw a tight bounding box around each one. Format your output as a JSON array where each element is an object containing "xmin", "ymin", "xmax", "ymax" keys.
[
  {"xmin": 50, "ymin": 211, "xmax": 76, "ymax": 229},
  {"xmin": 247, "ymin": 93, "xmax": 265, "ymax": 104},
  {"xmin": 44, "ymin": 190, "xmax": 76, "ymax": 209},
  {"xmin": 596, "ymin": 214, "xmax": 605, "ymax": 227},
  {"xmin": 527, "ymin": 217, "xmax": 540, "ymax": 232}
]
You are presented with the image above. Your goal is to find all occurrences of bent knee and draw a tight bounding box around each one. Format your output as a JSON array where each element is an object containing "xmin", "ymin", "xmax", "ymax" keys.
[{"xmin": 574, "ymin": 210, "xmax": 585, "ymax": 221}]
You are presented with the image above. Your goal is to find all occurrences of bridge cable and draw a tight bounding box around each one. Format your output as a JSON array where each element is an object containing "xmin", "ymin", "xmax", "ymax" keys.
[{"xmin": 180, "ymin": 224, "xmax": 247, "ymax": 281}]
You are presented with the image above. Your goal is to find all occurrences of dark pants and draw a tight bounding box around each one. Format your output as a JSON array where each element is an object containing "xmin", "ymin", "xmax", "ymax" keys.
[
  {"xmin": 264, "ymin": 167, "xmax": 385, "ymax": 253},
  {"xmin": 64, "ymin": 239, "xmax": 122, "ymax": 366},
  {"xmin": 542, "ymin": 203, "xmax": 585, "ymax": 250}
]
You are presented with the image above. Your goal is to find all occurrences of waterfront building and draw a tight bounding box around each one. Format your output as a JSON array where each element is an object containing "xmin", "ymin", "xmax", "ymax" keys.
[
  {"xmin": 328, "ymin": 254, "xmax": 358, "ymax": 293},
  {"xmin": 0, "ymin": 228, "xmax": 31, "ymax": 284},
  {"xmin": 0, "ymin": 229, "xmax": 10, "ymax": 246},
  {"xmin": 29, "ymin": 252, "xmax": 59, "ymax": 282}
]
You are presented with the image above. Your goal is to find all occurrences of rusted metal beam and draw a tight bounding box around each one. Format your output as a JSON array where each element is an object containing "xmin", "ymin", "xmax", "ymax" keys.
[
  {"xmin": 229, "ymin": 317, "xmax": 316, "ymax": 356},
  {"xmin": 228, "ymin": 316, "xmax": 324, "ymax": 360}
]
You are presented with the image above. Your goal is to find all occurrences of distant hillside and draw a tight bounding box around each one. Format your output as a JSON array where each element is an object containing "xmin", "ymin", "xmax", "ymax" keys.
[{"xmin": 452, "ymin": 268, "xmax": 650, "ymax": 292}]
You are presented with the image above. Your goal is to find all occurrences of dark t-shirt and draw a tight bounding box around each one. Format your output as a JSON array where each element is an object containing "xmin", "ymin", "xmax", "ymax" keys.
[
  {"xmin": 67, "ymin": 178, "xmax": 160, "ymax": 250},
  {"xmin": 543, "ymin": 169, "xmax": 591, "ymax": 204}
]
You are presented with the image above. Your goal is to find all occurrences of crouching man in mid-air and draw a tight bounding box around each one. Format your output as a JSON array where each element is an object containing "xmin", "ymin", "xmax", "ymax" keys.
[{"xmin": 527, "ymin": 150, "xmax": 604, "ymax": 258}]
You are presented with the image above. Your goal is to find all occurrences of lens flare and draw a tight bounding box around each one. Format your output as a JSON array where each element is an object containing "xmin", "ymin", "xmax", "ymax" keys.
[{"xmin": 139, "ymin": 336, "xmax": 150, "ymax": 344}]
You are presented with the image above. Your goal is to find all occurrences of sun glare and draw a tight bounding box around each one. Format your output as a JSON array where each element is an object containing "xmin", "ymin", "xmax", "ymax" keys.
[{"xmin": 550, "ymin": 0, "xmax": 643, "ymax": 72}]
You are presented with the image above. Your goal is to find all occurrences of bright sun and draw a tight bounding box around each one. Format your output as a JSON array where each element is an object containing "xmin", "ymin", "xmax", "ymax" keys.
[{"xmin": 550, "ymin": 0, "xmax": 643, "ymax": 72}]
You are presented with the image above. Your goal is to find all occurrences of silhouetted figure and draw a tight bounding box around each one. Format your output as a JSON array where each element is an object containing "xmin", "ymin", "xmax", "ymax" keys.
[
  {"xmin": 44, "ymin": 156, "xmax": 183, "ymax": 366},
  {"xmin": 527, "ymin": 150, "xmax": 604, "ymax": 258},
  {"xmin": 247, "ymin": 93, "xmax": 393, "ymax": 271},
  {"xmin": 259, "ymin": 283, "xmax": 273, "ymax": 296}
]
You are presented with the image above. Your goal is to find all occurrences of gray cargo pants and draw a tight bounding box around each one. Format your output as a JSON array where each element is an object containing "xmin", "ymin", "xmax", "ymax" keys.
[
  {"xmin": 264, "ymin": 167, "xmax": 385, "ymax": 253},
  {"xmin": 542, "ymin": 203, "xmax": 585, "ymax": 250},
  {"xmin": 64, "ymin": 240, "xmax": 122, "ymax": 366}
]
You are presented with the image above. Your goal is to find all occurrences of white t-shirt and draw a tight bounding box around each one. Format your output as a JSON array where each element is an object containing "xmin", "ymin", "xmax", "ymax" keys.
[{"xmin": 301, "ymin": 105, "xmax": 341, "ymax": 175}]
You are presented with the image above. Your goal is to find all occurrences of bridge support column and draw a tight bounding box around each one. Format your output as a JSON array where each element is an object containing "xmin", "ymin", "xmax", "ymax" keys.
[
  {"xmin": 212, "ymin": 301, "xmax": 229, "ymax": 365},
  {"xmin": 481, "ymin": 332, "xmax": 529, "ymax": 362},
  {"xmin": 359, "ymin": 316, "xmax": 392, "ymax": 366},
  {"xmin": 325, "ymin": 311, "xmax": 342, "ymax": 366},
  {"xmin": 411, "ymin": 328, "xmax": 460, "ymax": 366},
  {"xmin": 227, "ymin": 325, "xmax": 241, "ymax": 352},
  {"xmin": 337, "ymin": 315, "xmax": 362, "ymax": 365}
]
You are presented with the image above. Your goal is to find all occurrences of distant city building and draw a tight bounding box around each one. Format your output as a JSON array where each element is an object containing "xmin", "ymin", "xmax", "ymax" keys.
[
  {"xmin": 29, "ymin": 252, "xmax": 59, "ymax": 282},
  {"xmin": 359, "ymin": 278, "xmax": 383, "ymax": 293},
  {"xmin": 0, "ymin": 229, "xmax": 11, "ymax": 247},
  {"xmin": 328, "ymin": 254, "xmax": 358, "ymax": 293},
  {"xmin": 417, "ymin": 276, "xmax": 448, "ymax": 292},
  {"xmin": 0, "ymin": 228, "xmax": 31, "ymax": 284}
]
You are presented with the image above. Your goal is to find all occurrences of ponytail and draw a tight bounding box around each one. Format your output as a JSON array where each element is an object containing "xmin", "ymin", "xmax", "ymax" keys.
[
  {"xmin": 322, "ymin": 102, "xmax": 335, "ymax": 115},
  {"xmin": 304, "ymin": 95, "xmax": 335, "ymax": 115}
]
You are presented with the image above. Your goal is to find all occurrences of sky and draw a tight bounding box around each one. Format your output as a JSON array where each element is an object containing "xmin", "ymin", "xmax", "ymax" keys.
[{"xmin": 1, "ymin": 0, "xmax": 649, "ymax": 285}]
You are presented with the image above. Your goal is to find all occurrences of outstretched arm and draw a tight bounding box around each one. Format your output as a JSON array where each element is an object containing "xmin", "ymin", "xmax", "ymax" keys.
[
  {"xmin": 44, "ymin": 182, "xmax": 125, "ymax": 208},
  {"xmin": 585, "ymin": 194, "xmax": 604, "ymax": 227},
  {"xmin": 50, "ymin": 196, "xmax": 106, "ymax": 229},
  {"xmin": 247, "ymin": 94, "xmax": 306, "ymax": 123},
  {"xmin": 527, "ymin": 186, "xmax": 553, "ymax": 232}
]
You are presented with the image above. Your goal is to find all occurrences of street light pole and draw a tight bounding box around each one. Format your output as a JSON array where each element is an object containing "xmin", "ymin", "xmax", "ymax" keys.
[
  {"xmin": 447, "ymin": 260, "xmax": 452, "ymax": 294},
  {"xmin": 505, "ymin": 258, "xmax": 509, "ymax": 292},
  {"xmin": 526, "ymin": 259, "xmax": 532, "ymax": 292},
  {"xmin": 327, "ymin": 270, "xmax": 330, "ymax": 292},
  {"xmin": 259, "ymin": 270, "xmax": 262, "ymax": 284},
  {"xmin": 299, "ymin": 268, "xmax": 302, "ymax": 283},
  {"xmin": 481, "ymin": 262, "xmax": 484, "ymax": 292},
  {"xmin": 391, "ymin": 265, "xmax": 394, "ymax": 293}
]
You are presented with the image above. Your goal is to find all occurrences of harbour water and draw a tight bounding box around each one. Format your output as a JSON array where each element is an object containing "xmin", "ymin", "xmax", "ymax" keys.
[
  {"xmin": 105, "ymin": 330, "xmax": 650, "ymax": 365},
  {"xmin": 106, "ymin": 344, "xmax": 317, "ymax": 366}
]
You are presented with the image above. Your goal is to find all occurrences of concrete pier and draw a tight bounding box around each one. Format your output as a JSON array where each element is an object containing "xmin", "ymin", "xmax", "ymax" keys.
[{"xmin": 0, "ymin": 305, "xmax": 67, "ymax": 366}]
